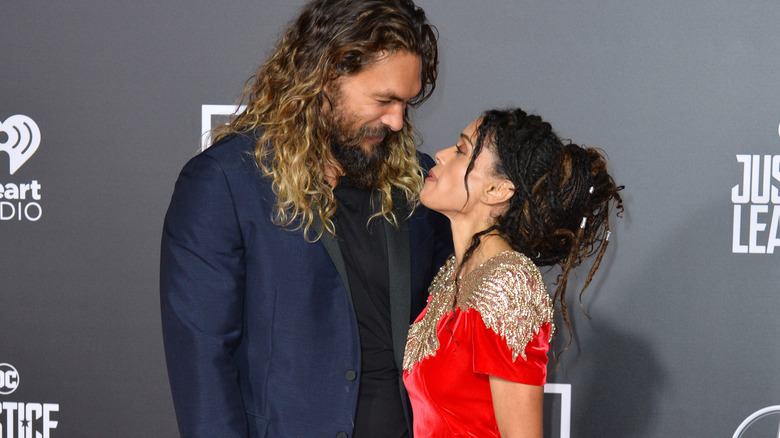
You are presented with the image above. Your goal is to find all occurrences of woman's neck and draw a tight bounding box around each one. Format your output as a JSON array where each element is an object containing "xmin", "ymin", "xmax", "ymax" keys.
[{"xmin": 451, "ymin": 220, "xmax": 512, "ymax": 276}]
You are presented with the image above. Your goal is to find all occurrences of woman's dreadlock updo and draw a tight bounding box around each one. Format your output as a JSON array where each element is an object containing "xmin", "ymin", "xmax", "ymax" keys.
[{"xmin": 460, "ymin": 108, "xmax": 624, "ymax": 353}]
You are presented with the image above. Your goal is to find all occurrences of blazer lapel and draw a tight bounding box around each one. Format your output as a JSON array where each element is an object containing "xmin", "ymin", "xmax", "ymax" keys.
[
  {"xmin": 315, "ymin": 215, "xmax": 352, "ymax": 300},
  {"xmin": 385, "ymin": 196, "xmax": 412, "ymax": 372},
  {"xmin": 316, "ymin": 193, "xmax": 411, "ymax": 372}
]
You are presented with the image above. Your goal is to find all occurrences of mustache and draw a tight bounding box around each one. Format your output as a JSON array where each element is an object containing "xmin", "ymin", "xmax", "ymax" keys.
[{"xmin": 357, "ymin": 124, "xmax": 391, "ymax": 143}]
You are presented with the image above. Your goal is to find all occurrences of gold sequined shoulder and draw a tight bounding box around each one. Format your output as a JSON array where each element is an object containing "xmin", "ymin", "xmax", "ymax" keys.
[
  {"xmin": 456, "ymin": 251, "xmax": 554, "ymax": 362},
  {"xmin": 403, "ymin": 255, "xmax": 457, "ymax": 371},
  {"xmin": 403, "ymin": 251, "xmax": 554, "ymax": 371}
]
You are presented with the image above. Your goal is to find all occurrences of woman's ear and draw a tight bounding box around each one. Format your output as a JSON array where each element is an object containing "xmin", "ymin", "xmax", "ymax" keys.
[{"xmin": 482, "ymin": 179, "xmax": 515, "ymax": 204}]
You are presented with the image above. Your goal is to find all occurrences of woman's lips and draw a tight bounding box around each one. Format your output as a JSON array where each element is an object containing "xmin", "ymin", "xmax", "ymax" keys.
[{"xmin": 425, "ymin": 169, "xmax": 437, "ymax": 182}]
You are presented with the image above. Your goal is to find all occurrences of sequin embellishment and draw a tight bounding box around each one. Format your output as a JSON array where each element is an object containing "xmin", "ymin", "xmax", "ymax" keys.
[{"xmin": 403, "ymin": 251, "xmax": 554, "ymax": 371}]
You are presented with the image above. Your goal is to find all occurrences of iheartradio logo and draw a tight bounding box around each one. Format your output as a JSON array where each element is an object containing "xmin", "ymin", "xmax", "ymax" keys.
[
  {"xmin": 1, "ymin": 114, "xmax": 43, "ymax": 222},
  {"xmin": 0, "ymin": 114, "xmax": 40, "ymax": 175}
]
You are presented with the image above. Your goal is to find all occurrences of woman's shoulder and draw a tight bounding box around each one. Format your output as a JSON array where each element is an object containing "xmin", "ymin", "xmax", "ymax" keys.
[{"xmin": 457, "ymin": 250, "xmax": 554, "ymax": 361}]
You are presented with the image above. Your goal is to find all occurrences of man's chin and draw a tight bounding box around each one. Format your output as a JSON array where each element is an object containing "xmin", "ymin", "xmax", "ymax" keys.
[{"xmin": 360, "ymin": 138, "xmax": 384, "ymax": 153}]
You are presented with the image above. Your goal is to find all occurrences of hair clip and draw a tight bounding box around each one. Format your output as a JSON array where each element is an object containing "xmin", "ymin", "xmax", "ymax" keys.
[
  {"xmin": 580, "ymin": 187, "xmax": 595, "ymax": 229},
  {"xmin": 606, "ymin": 231, "xmax": 611, "ymax": 241}
]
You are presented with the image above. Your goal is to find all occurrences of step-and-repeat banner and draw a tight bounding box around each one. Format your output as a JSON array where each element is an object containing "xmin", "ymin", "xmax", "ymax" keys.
[{"xmin": 3, "ymin": 1, "xmax": 778, "ymax": 436}]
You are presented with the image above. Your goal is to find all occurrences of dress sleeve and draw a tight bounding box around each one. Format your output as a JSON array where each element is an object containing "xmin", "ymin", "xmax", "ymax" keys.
[
  {"xmin": 470, "ymin": 310, "xmax": 551, "ymax": 386},
  {"xmin": 466, "ymin": 258, "xmax": 554, "ymax": 386},
  {"xmin": 160, "ymin": 152, "xmax": 249, "ymax": 437}
]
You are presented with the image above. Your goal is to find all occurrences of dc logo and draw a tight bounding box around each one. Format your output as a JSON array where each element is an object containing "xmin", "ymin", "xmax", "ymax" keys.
[
  {"xmin": 0, "ymin": 115, "xmax": 40, "ymax": 175},
  {"xmin": 733, "ymin": 405, "xmax": 780, "ymax": 437},
  {"xmin": 0, "ymin": 363, "xmax": 20, "ymax": 395}
]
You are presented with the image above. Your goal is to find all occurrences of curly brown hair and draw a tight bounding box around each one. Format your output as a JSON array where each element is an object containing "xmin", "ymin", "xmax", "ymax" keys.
[
  {"xmin": 458, "ymin": 108, "xmax": 624, "ymax": 356},
  {"xmin": 211, "ymin": 0, "xmax": 438, "ymax": 240}
]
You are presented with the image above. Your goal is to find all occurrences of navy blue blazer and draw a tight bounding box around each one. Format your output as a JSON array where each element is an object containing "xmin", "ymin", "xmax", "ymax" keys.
[{"xmin": 160, "ymin": 132, "xmax": 451, "ymax": 437}]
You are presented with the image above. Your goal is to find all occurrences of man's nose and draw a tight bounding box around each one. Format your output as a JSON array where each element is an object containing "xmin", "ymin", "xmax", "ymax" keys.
[{"xmin": 380, "ymin": 103, "xmax": 405, "ymax": 132}]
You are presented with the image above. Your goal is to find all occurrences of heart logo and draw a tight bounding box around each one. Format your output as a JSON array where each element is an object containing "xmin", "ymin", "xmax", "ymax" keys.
[{"xmin": 0, "ymin": 115, "xmax": 40, "ymax": 175}]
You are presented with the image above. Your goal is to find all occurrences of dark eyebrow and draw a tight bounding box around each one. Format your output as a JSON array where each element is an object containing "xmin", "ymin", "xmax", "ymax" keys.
[
  {"xmin": 373, "ymin": 90, "xmax": 407, "ymax": 102},
  {"xmin": 459, "ymin": 133, "xmax": 474, "ymax": 148}
]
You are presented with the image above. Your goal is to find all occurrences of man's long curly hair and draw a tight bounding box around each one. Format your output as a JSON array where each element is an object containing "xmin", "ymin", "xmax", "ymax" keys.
[
  {"xmin": 211, "ymin": 0, "xmax": 438, "ymax": 241},
  {"xmin": 458, "ymin": 108, "xmax": 624, "ymax": 356}
]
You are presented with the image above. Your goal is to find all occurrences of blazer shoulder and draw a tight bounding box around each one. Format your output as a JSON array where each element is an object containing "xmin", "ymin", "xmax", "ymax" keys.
[
  {"xmin": 199, "ymin": 131, "xmax": 259, "ymax": 167},
  {"xmin": 173, "ymin": 132, "xmax": 268, "ymax": 190}
]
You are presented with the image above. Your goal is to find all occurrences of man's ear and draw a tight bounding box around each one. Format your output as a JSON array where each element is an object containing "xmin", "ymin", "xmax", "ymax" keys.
[{"xmin": 483, "ymin": 179, "xmax": 515, "ymax": 204}]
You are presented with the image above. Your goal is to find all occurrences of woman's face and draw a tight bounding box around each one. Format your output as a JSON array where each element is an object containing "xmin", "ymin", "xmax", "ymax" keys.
[{"xmin": 420, "ymin": 118, "xmax": 499, "ymax": 218}]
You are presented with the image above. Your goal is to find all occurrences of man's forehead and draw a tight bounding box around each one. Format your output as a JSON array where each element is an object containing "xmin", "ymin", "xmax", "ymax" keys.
[{"xmin": 351, "ymin": 52, "xmax": 422, "ymax": 98}]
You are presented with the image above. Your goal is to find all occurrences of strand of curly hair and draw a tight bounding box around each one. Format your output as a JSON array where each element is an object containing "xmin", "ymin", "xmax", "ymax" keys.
[{"xmin": 209, "ymin": 0, "xmax": 438, "ymax": 241}]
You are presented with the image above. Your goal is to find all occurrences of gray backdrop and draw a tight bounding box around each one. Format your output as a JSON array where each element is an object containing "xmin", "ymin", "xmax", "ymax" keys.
[{"xmin": 2, "ymin": 1, "xmax": 779, "ymax": 437}]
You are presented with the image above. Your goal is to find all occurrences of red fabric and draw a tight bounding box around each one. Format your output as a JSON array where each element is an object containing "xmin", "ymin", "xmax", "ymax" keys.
[{"xmin": 403, "ymin": 307, "xmax": 551, "ymax": 437}]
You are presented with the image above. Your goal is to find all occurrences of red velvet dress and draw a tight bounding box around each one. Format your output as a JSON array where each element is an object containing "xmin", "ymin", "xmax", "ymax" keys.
[{"xmin": 403, "ymin": 251, "xmax": 553, "ymax": 437}]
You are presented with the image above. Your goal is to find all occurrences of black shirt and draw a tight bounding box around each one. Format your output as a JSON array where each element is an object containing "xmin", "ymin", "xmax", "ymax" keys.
[{"xmin": 333, "ymin": 178, "xmax": 409, "ymax": 438}]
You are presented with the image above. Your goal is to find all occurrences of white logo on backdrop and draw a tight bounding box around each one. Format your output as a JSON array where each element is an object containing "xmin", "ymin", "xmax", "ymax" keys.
[
  {"xmin": 544, "ymin": 383, "xmax": 571, "ymax": 438},
  {"xmin": 201, "ymin": 104, "xmax": 247, "ymax": 151},
  {"xmin": 732, "ymin": 405, "xmax": 780, "ymax": 438},
  {"xmin": 731, "ymin": 122, "xmax": 780, "ymax": 254},
  {"xmin": 0, "ymin": 363, "xmax": 59, "ymax": 436},
  {"xmin": 732, "ymin": 155, "xmax": 780, "ymax": 254},
  {"xmin": 0, "ymin": 363, "xmax": 19, "ymax": 395},
  {"xmin": 0, "ymin": 115, "xmax": 40, "ymax": 175},
  {"xmin": 1, "ymin": 114, "xmax": 43, "ymax": 222}
]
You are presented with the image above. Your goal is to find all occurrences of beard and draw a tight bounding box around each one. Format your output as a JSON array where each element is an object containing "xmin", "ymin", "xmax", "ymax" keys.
[{"xmin": 328, "ymin": 111, "xmax": 395, "ymax": 191}]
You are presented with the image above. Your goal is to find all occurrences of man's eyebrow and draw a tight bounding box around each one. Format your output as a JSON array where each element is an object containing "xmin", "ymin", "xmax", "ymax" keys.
[{"xmin": 373, "ymin": 90, "xmax": 407, "ymax": 102}]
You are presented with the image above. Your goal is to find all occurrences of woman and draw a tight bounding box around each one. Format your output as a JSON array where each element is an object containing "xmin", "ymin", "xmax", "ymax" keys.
[{"xmin": 403, "ymin": 108, "xmax": 623, "ymax": 437}]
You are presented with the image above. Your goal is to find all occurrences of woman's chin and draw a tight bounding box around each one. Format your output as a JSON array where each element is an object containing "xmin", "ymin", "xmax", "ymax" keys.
[
  {"xmin": 419, "ymin": 189, "xmax": 433, "ymax": 209},
  {"xmin": 419, "ymin": 190, "xmax": 445, "ymax": 216}
]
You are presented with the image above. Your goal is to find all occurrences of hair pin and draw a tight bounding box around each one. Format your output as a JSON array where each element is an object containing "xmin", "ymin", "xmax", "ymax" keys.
[
  {"xmin": 588, "ymin": 186, "xmax": 594, "ymax": 194},
  {"xmin": 580, "ymin": 217, "xmax": 587, "ymax": 229}
]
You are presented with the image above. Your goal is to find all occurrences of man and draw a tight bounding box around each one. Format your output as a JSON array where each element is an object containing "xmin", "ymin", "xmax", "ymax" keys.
[{"xmin": 160, "ymin": 0, "xmax": 451, "ymax": 436}]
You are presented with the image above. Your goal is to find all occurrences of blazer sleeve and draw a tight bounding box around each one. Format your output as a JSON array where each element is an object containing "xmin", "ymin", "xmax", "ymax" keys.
[{"xmin": 160, "ymin": 152, "xmax": 249, "ymax": 437}]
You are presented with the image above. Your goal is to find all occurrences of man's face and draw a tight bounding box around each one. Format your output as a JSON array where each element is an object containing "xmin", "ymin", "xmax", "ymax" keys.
[{"xmin": 326, "ymin": 51, "xmax": 422, "ymax": 189}]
